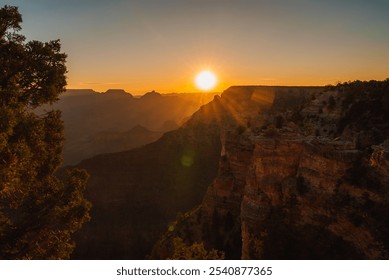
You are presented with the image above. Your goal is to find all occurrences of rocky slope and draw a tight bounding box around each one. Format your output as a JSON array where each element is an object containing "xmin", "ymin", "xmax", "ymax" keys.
[{"xmin": 151, "ymin": 80, "xmax": 389, "ymax": 259}]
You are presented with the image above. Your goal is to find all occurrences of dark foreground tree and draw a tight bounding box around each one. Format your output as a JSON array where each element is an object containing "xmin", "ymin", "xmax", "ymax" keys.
[{"xmin": 0, "ymin": 5, "xmax": 91, "ymax": 259}]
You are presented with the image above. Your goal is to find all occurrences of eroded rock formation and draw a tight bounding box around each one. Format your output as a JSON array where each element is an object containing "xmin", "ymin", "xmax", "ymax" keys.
[{"xmin": 152, "ymin": 81, "xmax": 389, "ymax": 259}]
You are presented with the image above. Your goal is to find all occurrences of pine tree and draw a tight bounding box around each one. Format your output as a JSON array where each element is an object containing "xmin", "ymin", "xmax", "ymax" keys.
[{"xmin": 0, "ymin": 5, "xmax": 91, "ymax": 259}]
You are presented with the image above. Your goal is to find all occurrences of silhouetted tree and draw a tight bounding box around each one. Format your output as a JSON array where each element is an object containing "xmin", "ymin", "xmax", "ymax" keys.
[{"xmin": 0, "ymin": 5, "xmax": 90, "ymax": 259}]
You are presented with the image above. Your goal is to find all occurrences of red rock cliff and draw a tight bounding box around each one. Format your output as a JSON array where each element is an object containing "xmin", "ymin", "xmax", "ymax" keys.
[{"xmin": 152, "ymin": 81, "xmax": 389, "ymax": 259}]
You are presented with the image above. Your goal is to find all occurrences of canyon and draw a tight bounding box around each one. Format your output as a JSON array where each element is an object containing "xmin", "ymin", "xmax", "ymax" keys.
[{"xmin": 70, "ymin": 81, "xmax": 389, "ymax": 259}]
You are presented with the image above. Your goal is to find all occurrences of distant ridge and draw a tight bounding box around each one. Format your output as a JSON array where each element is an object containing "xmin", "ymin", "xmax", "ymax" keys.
[
  {"xmin": 63, "ymin": 89, "xmax": 98, "ymax": 96},
  {"xmin": 104, "ymin": 89, "xmax": 133, "ymax": 97},
  {"xmin": 141, "ymin": 90, "xmax": 162, "ymax": 99},
  {"xmin": 39, "ymin": 89, "xmax": 217, "ymax": 165}
]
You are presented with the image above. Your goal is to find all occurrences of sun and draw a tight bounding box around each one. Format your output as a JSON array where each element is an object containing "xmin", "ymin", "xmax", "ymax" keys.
[{"xmin": 195, "ymin": 70, "xmax": 217, "ymax": 91}]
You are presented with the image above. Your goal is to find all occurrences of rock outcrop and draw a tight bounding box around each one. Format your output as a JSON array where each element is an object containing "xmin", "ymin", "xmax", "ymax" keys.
[{"xmin": 152, "ymin": 80, "xmax": 389, "ymax": 259}]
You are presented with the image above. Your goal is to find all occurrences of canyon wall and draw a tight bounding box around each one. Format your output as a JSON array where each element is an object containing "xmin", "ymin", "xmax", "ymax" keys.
[{"xmin": 152, "ymin": 81, "xmax": 389, "ymax": 259}]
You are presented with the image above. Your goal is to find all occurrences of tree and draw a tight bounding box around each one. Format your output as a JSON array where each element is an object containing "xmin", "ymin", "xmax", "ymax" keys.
[{"xmin": 0, "ymin": 5, "xmax": 91, "ymax": 259}]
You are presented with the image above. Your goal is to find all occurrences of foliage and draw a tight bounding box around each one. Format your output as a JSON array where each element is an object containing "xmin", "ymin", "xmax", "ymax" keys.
[
  {"xmin": 331, "ymin": 79, "xmax": 389, "ymax": 139},
  {"xmin": 0, "ymin": 5, "xmax": 90, "ymax": 259},
  {"xmin": 168, "ymin": 237, "xmax": 224, "ymax": 260}
]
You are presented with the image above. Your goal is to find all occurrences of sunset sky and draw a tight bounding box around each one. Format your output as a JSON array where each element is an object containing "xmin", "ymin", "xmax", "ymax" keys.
[{"xmin": 7, "ymin": 0, "xmax": 389, "ymax": 94}]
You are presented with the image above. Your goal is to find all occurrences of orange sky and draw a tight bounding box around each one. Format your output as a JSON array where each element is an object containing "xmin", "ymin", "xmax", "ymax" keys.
[{"xmin": 11, "ymin": 0, "xmax": 389, "ymax": 94}]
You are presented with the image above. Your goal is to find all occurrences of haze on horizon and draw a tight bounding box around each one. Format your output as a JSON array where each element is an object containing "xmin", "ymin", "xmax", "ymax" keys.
[{"xmin": 8, "ymin": 0, "xmax": 389, "ymax": 94}]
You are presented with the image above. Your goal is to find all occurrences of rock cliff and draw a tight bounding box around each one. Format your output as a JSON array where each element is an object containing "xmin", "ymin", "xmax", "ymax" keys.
[{"xmin": 152, "ymin": 80, "xmax": 389, "ymax": 259}]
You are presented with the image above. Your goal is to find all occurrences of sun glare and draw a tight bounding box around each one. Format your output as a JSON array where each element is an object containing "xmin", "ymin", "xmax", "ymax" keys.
[{"xmin": 195, "ymin": 70, "xmax": 217, "ymax": 91}]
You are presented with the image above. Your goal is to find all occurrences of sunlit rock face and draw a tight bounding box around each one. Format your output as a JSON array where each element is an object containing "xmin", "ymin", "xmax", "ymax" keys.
[
  {"xmin": 241, "ymin": 135, "xmax": 373, "ymax": 259},
  {"xmin": 152, "ymin": 82, "xmax": 389, "ymax": 260}
]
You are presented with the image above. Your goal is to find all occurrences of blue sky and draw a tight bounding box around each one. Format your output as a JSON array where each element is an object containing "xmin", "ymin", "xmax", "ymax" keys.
[{"xmin": 4, "ymin": 0, "xmax": 389, "ymax": 93}]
